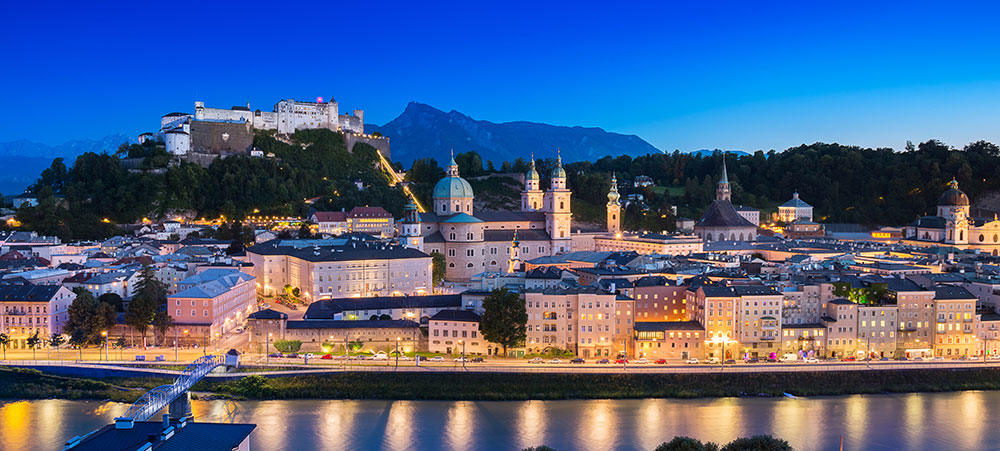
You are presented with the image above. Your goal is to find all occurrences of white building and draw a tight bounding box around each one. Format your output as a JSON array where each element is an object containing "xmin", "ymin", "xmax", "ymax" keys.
[{"xmin": 778, "ymin": 192, "xmax": 813, "ymax": 223}]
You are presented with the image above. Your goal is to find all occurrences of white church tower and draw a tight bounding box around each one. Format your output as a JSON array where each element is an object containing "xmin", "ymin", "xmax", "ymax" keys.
[
  {"xmin": 545, "ymin": 150, "xmax": 572, "ymax": 253},
  {"xmin": 521, "ymin": 155, "xmax": 544, "ymax": 211},
  {"xmin": 607, "ymin": 172, "xmax": 622, "ymax": 234}
]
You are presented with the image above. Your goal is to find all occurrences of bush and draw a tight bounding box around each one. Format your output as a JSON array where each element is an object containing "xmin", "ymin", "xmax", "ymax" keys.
[
  {"xmin": 222, "ymin": 375, "xmax": 277, "ymax": 399},
  {"xmin": 721, "ymin": 435, "xmax": 792, "ymax": 451},
  {"xmin": 273, "ymin": 339, "xmax": 302, "ymax": 353},
  {"xmin": 656, "ymin": 436, "xmax": 720, "ymax": 451}
]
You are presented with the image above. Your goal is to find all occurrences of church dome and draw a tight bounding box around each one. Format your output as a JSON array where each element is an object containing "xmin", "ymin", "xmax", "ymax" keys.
[
  {"xmin": 938, "ymin": 179, "xmax": 969, "ymax": 207},
  {"xmin": 433, "ymin": 174, "xmax": 474, "ymax": 198},
  {"xmin": 526, "ymin": 167, "xmax": 540, "ymax": 181},
  {"xmin": 551, "ymin": 165, "xmax": 566, "ymax": 179}
]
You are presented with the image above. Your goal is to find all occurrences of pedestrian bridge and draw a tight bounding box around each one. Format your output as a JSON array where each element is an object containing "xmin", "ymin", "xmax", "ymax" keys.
[{"xmin": 114, "ymin": 355, "xmax": 222, "ymax": 428}]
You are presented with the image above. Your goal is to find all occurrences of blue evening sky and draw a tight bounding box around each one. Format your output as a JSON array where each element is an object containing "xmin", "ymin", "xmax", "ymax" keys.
[{"xmin": 2, "ymin": 1, "xmax": 999, "ymax": 153}]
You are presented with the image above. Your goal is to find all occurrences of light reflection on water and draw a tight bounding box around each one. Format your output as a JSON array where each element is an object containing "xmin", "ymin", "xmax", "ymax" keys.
[{"xmin": 6, "ymin": 392, "xmax": 1000, "ymax": 451}]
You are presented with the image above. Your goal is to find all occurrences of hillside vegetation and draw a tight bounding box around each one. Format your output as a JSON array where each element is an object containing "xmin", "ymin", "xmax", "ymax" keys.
[{"xmin": 14, "ymin": 130, "xmax": 408, "ymax": 240}]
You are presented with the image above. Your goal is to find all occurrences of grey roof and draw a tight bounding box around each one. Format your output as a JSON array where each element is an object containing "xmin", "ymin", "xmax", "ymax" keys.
[
  {"xmin": 287, "ymin": 319, "xmax": 419, "ymax": 329},
  {"xmin": 304, "ymin": 294, "xmax": 463, "ymax": 319},
  {"xmin": 634, "ymin": 321, "xmax": 704, "ymax": 332},
  {"xmin": 695, "ymin": 200, "xmax": 756, "ymax": 228},
  {"xmin": 829, "ymin": 298, "xmax": 856, "ymax": 305},
  {"xmin": 732, "ymin": 286, "xmax": 781, "ymax": 296},
  {"xmin": 781, "ymin": 197, "xmax": 812, "ymax": 208},
  {"xmin": 910, "ymin": 216, "xmax": 947, "ymax": 229},
  {"xmin": 525, "ymin": 266, "xmax": 563, "ymax": 279},
  {"xmin": 247, "ymin": 238, "xmax": 429, "ymax": 262},
  {"xmin": 934, "ymin": 285, "xmax": 975, "ymax": 300},
  {"xmin": 699, "ymin": 285, "xmax": 737, "ymax": 297},
  {"xmin": 429, "ymin": 309, "xmax": 481, "ymax": 322},
  {"xmin": 0, "ymin": 284, "xmax": 65, "ymax": 302},
  {"xmin": 67, "ymin": 419, "xmax": 255, "ymax": 451},
  {"xmin": 248, "ymin": 308, "xmax": 287, "ymax": 320}
]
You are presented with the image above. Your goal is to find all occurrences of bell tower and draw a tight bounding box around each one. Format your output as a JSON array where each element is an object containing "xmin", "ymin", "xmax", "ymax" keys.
[
  {"xmin": 607, "ymin": 172, "xmax": 621, "ymax": 234},
  {"xmin": 545, "ymin": 149, "xmax": 572, "ymax": 253},
  {"xmin": 521, "ymin": 154, "xmax": 544, "ymax": 211},
  {"xmin": 716, "ymin": 155, "xmax": 731, "ymax": 202}
]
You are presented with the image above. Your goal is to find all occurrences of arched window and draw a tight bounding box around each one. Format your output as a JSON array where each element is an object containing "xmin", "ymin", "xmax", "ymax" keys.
[
  {"xmin": 533, "ymin": 202, "xmax": 538, "ymax": 209},
  {"xmin": 467, "ymin": 263, "xmax": 474, "ymax": 268},
  {"xmin": 442, "ymin": 203, "xmax": 448, "ymax": 212},
  {"xmin": 560, "ymin": 201, "xmax": 564, "ymax": 209},
  {"xmin": 980, "ymin": 234, "xmax": 985, "ymax": 242},
  {"xmin": 739, "ymin": 233, "xmax": 745, "ymax": 241},
  {"xmin": 706, "ymin": 233, "xmax": 713, "ymax": 241},
  {"xmin": 448, "ymin": 263, "xmax": 455, "ymax": 268},
  {"xmin": 994, "ymin": 234, "xmax": 998, "ymax": 243},
  {"xmin": 960, "ymin": 231, "xmax": 964, "ymax": 241}
]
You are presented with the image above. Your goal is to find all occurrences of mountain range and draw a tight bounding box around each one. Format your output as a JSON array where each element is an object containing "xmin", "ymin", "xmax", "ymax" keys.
[
  {"xmin": 368, "ymin": 102, "xmax": 662, "ymax": 166},
  {"xmin": 0, "ymin": 134, "xmax": 132, "ymax": 195}
]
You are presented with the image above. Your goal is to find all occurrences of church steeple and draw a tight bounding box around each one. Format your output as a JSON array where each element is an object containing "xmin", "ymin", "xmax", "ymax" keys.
[
  {"xmin": 506, "ymin": 229, "xmax": 522, "ymax": 274},
  {"xmin": 716, "ymin": 154, "xmax": 731, "ymax": 202},
  {"xmin": 607, "ymin": 172, "xmax": 621, "ymax": 234},
  {"xmin": 447, "ymin": 149, "xmax": 460, "ymax": 177}
]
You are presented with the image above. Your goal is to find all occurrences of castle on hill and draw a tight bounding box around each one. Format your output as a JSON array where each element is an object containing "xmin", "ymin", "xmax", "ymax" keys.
[{"xmin": 139, "ymin": 97, "xmax": 387, "ymax": 163}]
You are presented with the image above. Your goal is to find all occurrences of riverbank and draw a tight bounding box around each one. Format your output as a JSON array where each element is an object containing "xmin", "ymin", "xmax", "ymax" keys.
[{"xmin": 8, "ymin": 366, "xmax": 1000, "ymax": 401}]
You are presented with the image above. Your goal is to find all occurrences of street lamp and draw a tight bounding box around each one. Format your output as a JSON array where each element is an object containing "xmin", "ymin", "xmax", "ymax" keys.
[
  {"xmin": 707, "ymin": 336, "xmax": 735, "ymax": 371},
  {"xmin": 395, "ymin": 337, "xmax": 400, "ymax": 370},
  {"xmin": 266, "ymin": 333, "xmax": 272, "ymax": 364},
  {"xmin": 101, "ymin": 331, "xmax": 108, "ymax": 361},
  {"xmin": 458, "ymin": 339, "xmax": 466, "ymax": 370},
  {"xmin": 174, "ymin": 326, "xmax": 179, "ymax": 362}
]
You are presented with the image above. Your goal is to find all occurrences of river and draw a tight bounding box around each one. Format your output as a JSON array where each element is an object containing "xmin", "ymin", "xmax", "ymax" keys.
[{"xmin": 2, "ymin": 391, "xmax": 996, "ymax": 451}]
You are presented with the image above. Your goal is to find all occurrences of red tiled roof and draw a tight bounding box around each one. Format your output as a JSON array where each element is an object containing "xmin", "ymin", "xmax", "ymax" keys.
[
  {"xmin": 312, "ymin": 211, "xmax": 348, "ymax": 222},
  {"xmin": 348, "ymin": 206, "xmax": 392, "ymax": 218}
]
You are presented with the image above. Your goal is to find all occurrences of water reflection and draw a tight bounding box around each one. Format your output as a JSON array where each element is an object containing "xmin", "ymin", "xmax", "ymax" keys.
[{"xmin": 10, "ymin": 392, "xmax": 1000, "ymax": 451}]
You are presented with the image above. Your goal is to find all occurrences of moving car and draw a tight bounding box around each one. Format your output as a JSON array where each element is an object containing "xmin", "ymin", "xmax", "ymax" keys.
[
  {"xmin": 633, "ymin": 358, "xmax": 649, "ymax": 364},
  {"xmin": 570, "ymin": 358, "xmax": 585, "ymax": 364},
  {"xmin": 371, "ymin": 353, "xmax": 388, "ymax": 361},
  {"xmin": 547, "ymin": 358, "xmax": 563, "ymax": 364},
  {"xmin": 804, "ymin": 358, "xmax": 819, "ymax": 363},
  {"xmin": 724, "ymin": 359, "xmax": 736, "ymax": 365},
  {"xmin": 528, "ymin": 357, "xmax": 545, "ymax": 364},
  {"xmin": 471, "ymin": 357, "xmax": 485, "ymax": 363},
  {"xmin": 705, "ymin": 357, "xmax": 720, "ymax": 364},
  {"xmin": 745, "ymin": 357, "xmax": 760, "ymax": 364},
  {"xmin": 321, "ymin": 354, "xmax": 333, "ymax": 360},
  {"xmin": 841, "ymin": 356, "xmax": 856, "ymax": 362},
  {"xmin": 453, "ymin": 357, "xmax": 468, "ymax": 362},
  {"xmin": 654, "ymin": 359, "xmax": 667, "ymax": 365},
  {"xmin": 685, "ymin": 358, "xmax": 699, "ymax": 364},
  {"xmin": 615, "ymin": 358, "xmax": 629, "ymax": 364},
  {"xmin": 287, "ymin": 353, "xmax": 299, "ymax": 359},
  {"xmin": 596, "ymin": 359, "xmax": 610, "ymax": 364},
  {"xmin": 429, "ymin": 356, "xmax": 445, "ymax": 362}
]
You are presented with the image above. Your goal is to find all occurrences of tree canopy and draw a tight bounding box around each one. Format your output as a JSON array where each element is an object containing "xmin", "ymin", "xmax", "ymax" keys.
[{"xmin": 479, "ymin": 288, "xmax": 527, "ymax": 356}]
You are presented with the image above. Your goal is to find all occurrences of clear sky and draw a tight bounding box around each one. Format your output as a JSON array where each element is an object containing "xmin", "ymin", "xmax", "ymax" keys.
[{"xmin": 2, "ymin": 1, "xmax": 1000, "ymax": 153}]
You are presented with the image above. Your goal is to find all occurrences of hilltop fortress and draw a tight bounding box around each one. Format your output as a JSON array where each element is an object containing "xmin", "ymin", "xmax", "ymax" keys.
[{"xmin": 142, "ymin": 97, "xmax": 388, "ymax": 163}]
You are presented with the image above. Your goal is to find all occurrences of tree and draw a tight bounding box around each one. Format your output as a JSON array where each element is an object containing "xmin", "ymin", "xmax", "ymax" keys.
[
  {"xmin": 26, "ymin": 331, "xmax": 42, "ymax": 360},
  {"xmin": 98, "ymin": 292, "xmax": 124, "ymax": 312},
  {"xmin": 125, "ymin": 266, "xmax": 165, "ymax": 347},
  {"xmin": 430, "ymin": 251, "xmax": 446, "ymax": 288},
  {"xmin": 64, "ymin": 290, "xmax": 113, "ymax": 345},
  {"xmin": 479, "ymin": 288, "xmax": 527, "ymax": 357},
  {"xmin": 721, "ymin": 435, "xmax": 792, "ymax": 451},
  {"xmin": 656, "ymin": 436, "xmax": 720, "ymax": 451},
  {"xmin": 273, "ymin": 339, "xmax": 302, "ymax": 353},
  {"xmin": 152, "ymin": 310, "xmax": 174, "ymax": 346},
  {"xmin": 0, "ymin": 333, "xmax": 9, "ymax": 360},
  {"xmin": 69, "ymin": 329, "xmax": 87, "ymax": 360},
  {"xmin": 50, "ymin": 333, "xmax": 65, "ymax": 358}
]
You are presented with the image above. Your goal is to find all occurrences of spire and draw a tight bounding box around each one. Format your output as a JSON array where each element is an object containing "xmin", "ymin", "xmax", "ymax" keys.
[
  {"xmin": 720, "ymin": 154, "xmax": 729, "ymax": 184},
  {"xmin": 447, "ymin": 149, "xmax": 459, "ymax": 177},
  {"xmin": 607, "ymin": 172, "xmax": 621, "ymax": 206},
  {"xmin": 556, "ymin": 148, "xmax": 563, "ymax": 167},
  {"xmin": 949, "ymin": 177, "xmax": 959, "ymax": 190}
]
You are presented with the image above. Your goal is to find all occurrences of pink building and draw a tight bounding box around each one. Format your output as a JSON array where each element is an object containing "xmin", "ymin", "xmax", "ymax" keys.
[{"xmin": 168, "ymin": 269, "xmax": 256, "ymax": 339}]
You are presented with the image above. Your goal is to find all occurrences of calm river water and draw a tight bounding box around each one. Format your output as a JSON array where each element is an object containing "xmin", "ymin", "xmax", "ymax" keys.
[{"xmin": 4, "ymin": 391, "xmax": 999, "ymax": 451}]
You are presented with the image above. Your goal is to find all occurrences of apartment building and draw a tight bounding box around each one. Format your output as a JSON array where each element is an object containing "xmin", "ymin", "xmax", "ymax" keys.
[
  {"xmin": 0, "ymin": 284, "xmax": 74, "ymax": 349},
  {"xmin": 933, "ymin": 285, "xmax": 977, "ymax": 357}
]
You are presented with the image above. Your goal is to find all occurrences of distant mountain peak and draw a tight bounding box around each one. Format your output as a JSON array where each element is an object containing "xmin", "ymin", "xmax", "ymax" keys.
[{"xmin": 370, "ymin": 102, "xmax": 661, "ymax": 166}]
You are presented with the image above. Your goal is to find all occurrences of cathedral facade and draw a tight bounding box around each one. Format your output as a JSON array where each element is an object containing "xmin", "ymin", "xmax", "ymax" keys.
[
  {"xmin": 905, "ymin": 179, "xmax": 1000, "ymax": 255},
  {"xmin": 404, "ymin": 154, "xmax": 573, "ymax": 281}
]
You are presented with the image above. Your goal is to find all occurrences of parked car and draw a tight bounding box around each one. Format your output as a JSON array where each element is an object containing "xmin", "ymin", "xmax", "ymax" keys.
[
  {"xmin": 957, "ymin": 355, "xmax": 970, "ymax": 361},
  {"xmin": 304, "ymin": 353, "xmax": 315, "ymax": 359},
  {"xmin": 528, "ymin": 357, "xmax": 545, "ymax": 364},
  {"xmin": 321, "ymin": 354, "xmax": 333, "ymax": 360},
  {"xmin": 268, "ymin": 352, "xmax": 283, "ymax": 358},
  {"xmin": 745, "ymin": 357, "xmax": 760, "ymax": 364},
  {"xmin": 804, "ymin": 358, "xmax": 819, "ymax": 363},
  {"xmin": 932, "ymin": 356, "xmax": 944, "ymax": 361},
  {"xmin": 685, "ymin": 358, "xmax": 699, "ymax": 364},
  {"xmin": 615, "ymin": 358, "xmax": 629, "ymax": 364},
  {"xmin": 633, "ymin": 358, "xmax": 649, "ymax": 364},
  {"xmin": 654, "ymin": 359, "xmax": 667, "ymax": 365},
  {"xmin": 912, "ymin": 357, "xmax": 924, "ymax": 361},
  {"xmin": 547, "ymin": 358, "xmax": 563, "ymax": 364},
  {"xmin": 372, "ymin": 353, "xmax": 388, "ymax": 361},
  {"xmin": 287, "ymin": 353, "xmax": 299, "ymax": 359},
  {"xmin": 841, "ymin": 356, "xmax": 856, "ymax": 362},
  {"xmin": 453, "ymin": 357, "xmax": 468, "ymax": 362},
  {"xmin": 396, "ymin": 355, "xmax": 412, "ymax": 361},
  {"xmin": 705, "ymin": 357, "xmax": 720, "ymax": 364},
  {"xmin": 724, "ymin": 359, "xmax": 736, "ymax": 365},
  {"xmin": 471, "ymin": 357, "xmax": 485, "ymax": 363},
  {"xmin": 596, "ymin": 359, "xmax": 610, "ymax": 364},
  {"xmin": 765, "ymin": 358, "xmax": 778, "ymax": 363},
  {"xmin": 880, "ymin": 357, "xmax": 890, "ymax": 361},
  {"xmin": 571, "ymin": 358, "xmax": 585, "ymax": 364},
  {"xmin": 895, "ymin": 357, "xmax": 909, "ymax": 361},
  {"xmin": 429, "ymin": 356, "xmax": 445, "ymax": 362},
  {"xmin": 416, "ymin": 355, "xmax": 428, "ymax": 361}
]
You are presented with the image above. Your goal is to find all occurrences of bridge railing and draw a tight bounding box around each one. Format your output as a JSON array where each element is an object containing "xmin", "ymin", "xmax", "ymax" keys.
[{"xmin": 117, "ymin": 355, "xmax": 222, "ymax": 424}]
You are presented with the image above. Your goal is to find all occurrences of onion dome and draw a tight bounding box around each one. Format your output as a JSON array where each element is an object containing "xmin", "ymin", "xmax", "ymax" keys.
[{"xmin": 938, "ymin": 178, "xmax": 969, "ymax": 207}]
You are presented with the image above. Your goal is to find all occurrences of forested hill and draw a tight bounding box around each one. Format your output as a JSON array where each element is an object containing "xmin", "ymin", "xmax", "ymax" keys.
[
  {"xmin": 560, "ymin": 140, "xmax": 1000, "ymax": 227},
  {"xmin": 15, "ymin": 130, "xmax": 407, "ymax": 240},
  {"xmin": 368, "ymin": 102, "xmax": 661, "ymax": 166}
]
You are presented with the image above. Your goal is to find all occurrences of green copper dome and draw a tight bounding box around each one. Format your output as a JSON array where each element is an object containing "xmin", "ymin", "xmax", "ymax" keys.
[{"xmin": 433, "ymin": 175, "xmax": 474, "ymax": 198}]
